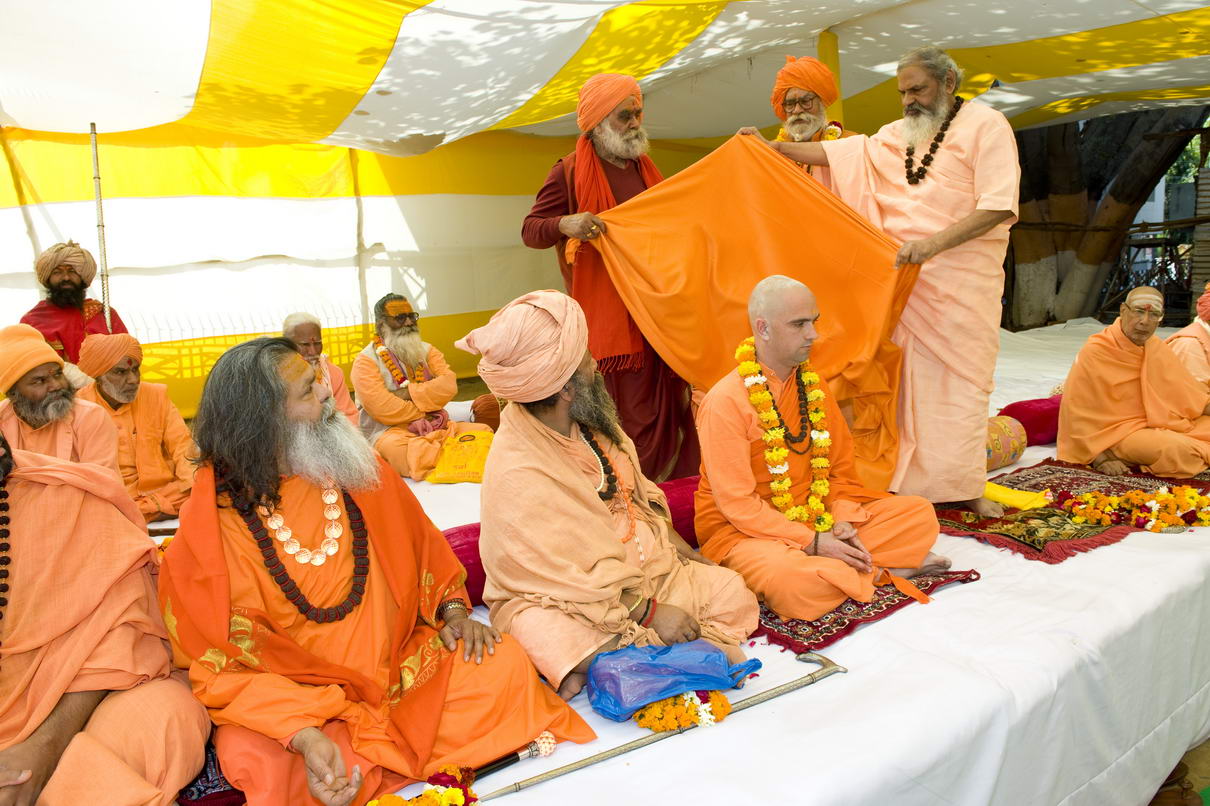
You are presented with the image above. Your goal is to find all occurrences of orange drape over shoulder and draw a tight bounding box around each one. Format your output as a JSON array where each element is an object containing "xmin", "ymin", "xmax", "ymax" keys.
[{"xmin": 589, "ymin": 135, "xmax": 917, "ymax": 488}]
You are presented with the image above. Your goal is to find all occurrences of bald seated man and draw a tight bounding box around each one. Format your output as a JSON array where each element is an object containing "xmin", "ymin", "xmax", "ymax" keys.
[
  {"xmin": 1059, "ymin": 287, "xmax": 1210, "ymax": 477},
  {"xmin": 694, "ymin": 275, "xmax": 948, "ymax": 622}
]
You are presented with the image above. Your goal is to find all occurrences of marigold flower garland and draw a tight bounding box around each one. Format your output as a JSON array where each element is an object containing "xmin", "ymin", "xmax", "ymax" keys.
[
  {"xmin": 736, "ymin": 338, "xmax": 834, "ymax": 532},
  {"xmin": 1056, "ymin": 485, "xmax": 1210, "ymax": 532},
  {"xmin": 368, "ymin": 766, "xmax": 477, "ymax": 806},
  {"xmin": 373, "ymin": 336, "xmax": 425, "ymax": 386},
  {"xmin": 776, "ymin": 120, "xmax": 843, "ymax": 143},
  {"xmin": 632, "ymin": 690, "xmax": 733, "ymax": 732}
]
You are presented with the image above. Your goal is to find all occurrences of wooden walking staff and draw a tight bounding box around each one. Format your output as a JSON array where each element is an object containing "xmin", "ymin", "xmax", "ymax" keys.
[
  {"xmin": 89, "ymin": 123, "xmax": 113, "ymax": 332},
  {"xmin": 479, "ymin": 652, "xmax": 848, "ymax": 801}
]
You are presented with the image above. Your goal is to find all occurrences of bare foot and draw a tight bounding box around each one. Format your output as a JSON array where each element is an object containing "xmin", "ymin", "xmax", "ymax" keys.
[
  {"xmin": 557, "ymin": 671, "xmax": 586, "ymax": 701},
  {"xmin": 890, "ymin": 552, "xmax": 952, "ymax": 579},
  {"xmin": 962, "ymin": 496, "xmax": 1004, "ymax": 519}
]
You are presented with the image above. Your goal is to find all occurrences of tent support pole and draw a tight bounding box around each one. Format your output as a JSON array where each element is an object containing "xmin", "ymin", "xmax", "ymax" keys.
[
  {"xmin": 350, "ymin": 148, "xmax": 370, "ymax": 328},
  {"xmin": 89, "ymin": 123, "xmax": 112, "ymax": 332}
]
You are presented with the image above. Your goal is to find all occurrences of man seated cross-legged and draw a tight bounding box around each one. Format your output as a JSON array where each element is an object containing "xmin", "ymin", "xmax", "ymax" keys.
[
  {"xmin": 159, "ymin": 337, "xmax": 592, "ymax": 806},
  {"xmin": 460, "ymin": 291, "xmax": 759, "ymax": 700},
  {"xmin": 695, "ymin": 276, "xmax": 948, "ymax": 622}
]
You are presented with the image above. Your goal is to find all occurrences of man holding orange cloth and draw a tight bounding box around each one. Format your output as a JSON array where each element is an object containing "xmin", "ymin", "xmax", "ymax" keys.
[
  {"xmin": 522, "ymin": 73, "xmax": 698, "ymax": 482},
  {"xmin": 768, "ymin": 55, "xmax": 855, "ymax": 190}
]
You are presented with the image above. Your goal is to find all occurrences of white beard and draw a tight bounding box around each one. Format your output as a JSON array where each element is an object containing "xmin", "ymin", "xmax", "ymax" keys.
[
  {"xmin": 784, "ymin": 111, "xmax": 825, "ymax": 142},
  {"xmin": 901, "ymin": 95, "xmax": 952, "ymax": 151},
  {"xmin": 284, "ymin": 399, "xmax": 381, "ymax": 490},
  {"xmin": 383, "ymin": 327, "xmax": 428, "ymax": 369},
  {"xmin": 591, "ymin": 122, "xmax": 650, "ymax": 162}
]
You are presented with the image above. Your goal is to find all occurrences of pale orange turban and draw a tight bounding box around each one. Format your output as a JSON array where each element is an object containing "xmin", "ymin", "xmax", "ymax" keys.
[
  {"xmin": 1196, "ymin": 282, "xmax": 1210, "ymax": 323},
  {"xmin": 456, "ymin": 291, "xmax": 588, "ymax": 403},
  {"xmin": 770, "ymin": 56, "xmax": 839, "ymax": 121},
  {"xmin": 0, "ymin": 324, "xmax": 63, "ymax": 393},
  {"xmin": 77, "ymin": 333, "xmax": 143, "ymax": 379},
  {"xmin": 34, "ymin": 241, "xmax": 97, "ymax": 287},
  {"xmin": 576, "ymin": 73, "xmax": 642, "ymax": 132}
]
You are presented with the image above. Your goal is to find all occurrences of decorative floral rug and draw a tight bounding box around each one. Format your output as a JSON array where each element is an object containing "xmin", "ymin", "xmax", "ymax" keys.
[
  {"xmin": 754, "ymin": 570, "xmax": 980, "ymax": 654},
  {"xmin": 178, "ymin": 744, "xmax": 244, "ymax": 805},
  {"xmin": 936, "ymin": 458, "xmax": 1208, "ymax": 563}
]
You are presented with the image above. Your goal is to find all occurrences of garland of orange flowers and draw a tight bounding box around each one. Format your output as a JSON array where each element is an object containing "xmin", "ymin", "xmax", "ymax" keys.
[
  {"xmin": 368, "ymin": 765, "xmax": 477, "ymax": 806},
  {"xmin": 373, "ymin": 336, "xmax": 425, "ymax": 387},
  {"xmin": 736, "ymin": 337, "xmax": 834, "ymax": 532},
  {"xmin": 633, "ymin": 690, "xmax": 732, "ymax": 732},
  {"xmin": 776, "ymin": 120, "xmax": 843, "ymax": 143},
  {"xmin": 1056, "ymin": 485, "xmax": 1210, "ymax": 532}
]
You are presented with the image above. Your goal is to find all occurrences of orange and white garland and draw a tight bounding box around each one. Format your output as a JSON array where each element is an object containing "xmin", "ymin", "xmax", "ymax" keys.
[
  {"xmin": 736, "ymin": 337, "xmax": 834, "ymax": 532},
  {"xmin": 373, "ymin": 336, "xmax": 425, "ymax": 387},
  {"xmin": 775, "ymin": 119, "xmax": 843, "ymax": 143}
]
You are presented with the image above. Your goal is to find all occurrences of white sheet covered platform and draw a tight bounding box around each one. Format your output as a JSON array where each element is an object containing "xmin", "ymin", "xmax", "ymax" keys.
[{"xmin": 404, "ymin": 320, "xmax": 1209, "ymax": 805}]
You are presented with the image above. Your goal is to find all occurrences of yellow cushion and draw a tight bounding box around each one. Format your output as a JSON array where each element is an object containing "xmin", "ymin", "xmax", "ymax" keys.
[{"xmin": 425, "ymin": 430, "xmax": 494, "ymax": 484}]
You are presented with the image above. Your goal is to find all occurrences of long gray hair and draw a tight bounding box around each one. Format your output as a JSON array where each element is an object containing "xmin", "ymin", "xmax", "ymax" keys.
[{"xmin": 898, "ymin": 46, "xmax": 964, "ymax": 91}]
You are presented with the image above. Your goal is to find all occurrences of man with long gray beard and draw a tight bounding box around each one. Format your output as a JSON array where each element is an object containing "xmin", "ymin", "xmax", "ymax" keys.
[
  {"xmin": 460, "ymin": 291, "xmax": 757, "ymax": 701},
  {"xmin": 20, "ymin": 241, "xmax": 129, "ymax": 363},
  {"xmin": 522, "ymin": 72, "xmax": 700, "ymax": 483},
  {"xmin": 76, "ymin": 333, "xmax": 195, "ymax": 522},
  {"xmin": 351, "ymin": 293, "xmax": 489, "ymax": 481},
  {"xmin": 767, "ymin": 55, "xmax": 856, "ymax": 190},
  {"xmin": 740, "ymin": 46, "xmax": 1020, "ymax": 517},
  {"xmin": 159, "ymin": 337, "xmax": 593, "ymax": 806},
  {"xmin": 0, "ymin": 324, "xmax": 119, "ymax": 475}
]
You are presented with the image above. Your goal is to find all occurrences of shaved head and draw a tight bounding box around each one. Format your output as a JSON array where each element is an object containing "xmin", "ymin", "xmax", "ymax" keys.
[
  {"xmin": 1125, "ymin": 286, "xmax": 1163, "ymax": 308},
  {"xmin": 748, "ymin": 275, "xmax": 820, "ymax": 375},
  {"xmin": 1119, "ymin": 285, "xmax": 1165, "ymax": 346},
  {"xmin": 748, "ymin": 275, "xmax": 813, "ymax": 330}
]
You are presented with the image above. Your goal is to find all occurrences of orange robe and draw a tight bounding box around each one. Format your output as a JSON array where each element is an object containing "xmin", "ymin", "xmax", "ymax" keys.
[
  {"xmin": 352, "ymin": 343, "xmax": 489, "ymax": 481},
  {"xmin": 695, "ymin": 361, "xmax": 939, "ymax": 621},
  {"xmin": 317, "ymin": 354, "xmax": 359, "ymax": 425},
  {"xmin": 0, "ymin": 397, "xmax": 120, "ymax": 476},
  {"xmin": 480, "ymin": 403, "xmax": 758, "ymax": 688},
  {"xmin": 1166, "ymin": 321, "xmax": 1210, "ymax": 386},
  {"xmin": 159, "ymin": 463, "xmax": 592, "ymax": 806},
  {"xmin": 1059, "ymin": 320, "xmax": 1210, "ymax": 477},
  {"xmin": 0, "ymin": 449, "xmax": 208, "ymax": 806},
  {"xmin": 79, "ymin": 381, "xmax": 195, "ymax": 521},
  {"xmin": 821, "ymin": 100, "xmax": 1020, "ymax": 502}
]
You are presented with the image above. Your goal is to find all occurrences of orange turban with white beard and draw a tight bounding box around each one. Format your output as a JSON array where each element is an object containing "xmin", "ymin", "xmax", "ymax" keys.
[
  {"xmin": 770, "ymin": 56, "xmax": 839, "ymax": 120},
  {"xmin": 576, "ymin": 73, "xmax": 641, "ymax": 132},
  {"xmin": 77, "ymin": 333, "xmax": 143, "ymax": 379}
]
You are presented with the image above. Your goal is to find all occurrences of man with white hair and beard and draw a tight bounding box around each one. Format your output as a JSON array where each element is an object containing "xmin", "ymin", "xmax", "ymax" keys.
[
  {"xmin": 740, "ymin": 45, "xmax": 1020, "ymax": 517},
  {"xmin": 522, "ymin": 73, "xmax": 700, "ymax": 483},
  {"xmin": 767, "ymin": 55, "xmax": 855, "ymax": 190},
  {"xmin": 0, "ymin": 323, "xmax": 119, "ymax": 475},
  {"xmin": 160, "ymin": 337, "xmax": 593, "ymax": 806},
  {"xmin": 351, "ymin": 293, "xmax": 489, "ymax": 481},
  {"xmin": 283, "ymin": 311, "xmax": 359, "ymax": 425}
]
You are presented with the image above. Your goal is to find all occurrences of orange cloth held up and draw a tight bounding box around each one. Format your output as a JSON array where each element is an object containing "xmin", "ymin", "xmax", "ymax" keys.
[
  {"xmin": 589, "ymin": 135, "xmax": 917, "ymax": 489},
  {"xmin": 770, "ymin": 55, "xmax": 839, "ymax": 119},
  {"xmin": 1060, "ymin": 319, "xmax": 1210, "ymax": 476},
  {"xmin": 77, "ymin": 332, "xmax": 143, "ymax": 378},
  {"xmin": 576, "ymin": 73, "xmax": 641, "ymax": 133}
]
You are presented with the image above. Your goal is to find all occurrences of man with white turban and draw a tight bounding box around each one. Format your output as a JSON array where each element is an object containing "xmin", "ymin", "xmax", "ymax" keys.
[
  {"xmin": 521, "ymin": 73, "xmax": 699, "ymax": 482},
  {"xmin": 77, "ymin": 333, "xmax": 196, "ymax": 522},
  {"xmin": 459, "ymin": 291, "xmax": 758, "ymax": 700},
  {"xmin": 20, "ymin": 242, "xmax": 129, "ymax": 363}
]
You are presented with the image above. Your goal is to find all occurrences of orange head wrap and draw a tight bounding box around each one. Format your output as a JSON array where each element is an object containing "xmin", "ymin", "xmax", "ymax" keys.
[
  {"xmin": 76, "ymin": 333, "xmax": 144, "ymax": 379},
  {"xmin": 1196, "ymin": 282, "xmax": 1210, "ymax": 323},
  {"xmin": 456, "ymin": 291, "xmax": 588, "ymax": 403},
  {"xmin": 0, "ymin": 324, "xmax": 64, "ymax": 394},
  {"xmin": 576, "ymin": 73, "xmax": 642, "ymax": 133},
  {"xmin": 34, "ymin": 241, "xmax": 97, "ymax": 287},
  {"xmin": 770, "ymin": 56, "xmax": 839, "ymax": 121}
]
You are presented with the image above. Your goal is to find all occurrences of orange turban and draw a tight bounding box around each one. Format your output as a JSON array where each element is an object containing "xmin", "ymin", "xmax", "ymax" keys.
[
  {"xmin": 0, "ymin": 324, "xmax": 63, "ymax": 394},
  {"xmin": 770, "ymin": 56, "xmax": 839, "ymax": 121},
  {"xmin": 34, "ymin": 241, "xmax": 97, "ymax": 287},
  {"xmin": 456, "ymin": 291, "xmax": 588, "ymax": 403},
  {"xmin": 1196, "ymin": 282, "xmax": 1210, "ymax": 323},
  {"xmin": 576, "ymin": 73, "xmax": 641, "ymax": 132},
  {"xmin": 77, "ymin": 333, "xmax": 143, "ymax": 379}
]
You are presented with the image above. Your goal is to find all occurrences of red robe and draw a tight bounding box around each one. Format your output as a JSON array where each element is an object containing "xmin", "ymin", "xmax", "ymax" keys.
[{"xmin": 20, "ymin": 299, "xmax": 129, "ymax": 363}]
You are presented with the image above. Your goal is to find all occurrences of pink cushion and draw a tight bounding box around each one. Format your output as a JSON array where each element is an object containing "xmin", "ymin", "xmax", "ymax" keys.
[
  {"xmin": 998, "ymin": 395, "xmax": 1062, "ymax": 446},
  {"xmin": 440, "ymin": 475, "xmax": 703, "ymax": 607}
]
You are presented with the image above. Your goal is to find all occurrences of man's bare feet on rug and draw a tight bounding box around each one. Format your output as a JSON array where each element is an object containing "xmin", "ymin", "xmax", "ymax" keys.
[
  {"xmin": 891, "ymin": 552, "xmax": 952, "ymax": 579},
  {"xmin": 1091, "ymin": 449, "xmax": 1130, "ymax": 476},
  {"xmin": 962, "ymin": 496, "xmax": 1004, "ymax": 519},
  {"xmin": 558, "ymin": 671, "xmax": 587, "ymax": 701}
]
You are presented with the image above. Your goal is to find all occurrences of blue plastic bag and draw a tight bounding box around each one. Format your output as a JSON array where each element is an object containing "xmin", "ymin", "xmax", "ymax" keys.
[{"xmin": 586, "ymin": 640, "xmax": 762, "ymax": 722}]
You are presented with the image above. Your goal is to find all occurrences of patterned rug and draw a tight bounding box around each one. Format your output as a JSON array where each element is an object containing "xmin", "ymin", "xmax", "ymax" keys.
[
  {"xmin": 754, "ymin": 569, "xmax": 980, "ymax": 654},
  {"xmin": 179, "ymin": 743, "xmax": 244, "ymax": 805},
  {"xmin": 936, "ymin": 458, "xmax": 1206, "ymax": 564}
]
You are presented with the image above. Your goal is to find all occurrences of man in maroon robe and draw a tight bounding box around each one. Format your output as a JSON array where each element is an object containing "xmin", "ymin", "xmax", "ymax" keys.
[
  {"xmin": 521, "ymin": 73, "xmax": 699, "ymax": 482},
  {"xmin": 20, "ymin": 242, "xmax": 128, "ymax": 363}
]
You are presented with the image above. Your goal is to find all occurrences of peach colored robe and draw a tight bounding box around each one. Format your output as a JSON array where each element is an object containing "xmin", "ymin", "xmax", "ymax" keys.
[
  {"xmin": 0, "ymin": 397, "xmax": 120, "ymax": 477},
  {"xmin": 1166, "ymin": 321, "xmax": 1210, "ymax": 386},
  {"xmin": 821, "ymin": 100, "xmax": 1020, "ymax": 502},
  {"xmin": 79, "ymin": 381, "xmax": 195, "ymax": 521},
  {"xmin": 352, "ymin": 343, "xmax": 489, "ymax": 480},
  {"xmin": 317, "ymin": 354, "xmax": 359, "ymax": 425},
  {"xmin": 0, "ymin": 449, "xmax": 207, "ymax": 806},
  {"xmin": 480, "ymin": 403, "xmax": 759, "ymax": 689},
  {"xmin": 1059, "ymin": 320, "xmax": 1210, "ymax": 477},
  {"xmin": 695, "ymin": 361, "xmax": 939, "ymax": 621},
  {"xmin": 164, "ymin": 469, "xmax": 593, "ymax": 806}
]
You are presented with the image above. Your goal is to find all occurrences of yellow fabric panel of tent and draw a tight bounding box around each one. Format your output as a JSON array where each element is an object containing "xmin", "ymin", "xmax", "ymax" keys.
[{"xmin": 1010, "ymin": 84, "xmax": 1210, "ymax": 129}]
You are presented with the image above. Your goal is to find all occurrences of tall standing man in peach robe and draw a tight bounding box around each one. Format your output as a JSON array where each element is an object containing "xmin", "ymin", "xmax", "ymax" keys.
[
  {"xmin": 460, "ymin": 291, "xmax": 757, "ymax": 700},
  {"xmin": 284, "ymin": 312, "xmax": 359, "ymax": 425},
  {"xmin": 352, "ymin": 294, "xmax": 489, "ymax": 481},
  {"xmin": 0, "ymin": 436, "xmax": 208, "ymax": 806},
  {"xmin": 741, "ymin": 46, "xmax": 1019, "ymax": 516},
  {"xmin": 160, "ymin": 337, "xmax": 592, "ymax": 806},
  {"xmin": 76, "ymin": 333, "xmax": 195, "ymax": 523},
  {"xmin": 522, "ymin": 73, "xmax": 699, "ymax": 482},
  {"xmin": 0, "ymin": 324, "xmax": 119, "ymax": 476},
  {"xmin": 1059, "ymin": 287, "xmax": 1210, "ymax": 477},
  {"xmin": 1166, "ymin": 282, "xmax": 1210, "ymax": 385},
  {"xmin": 768, "ymin": 55, "xmax": 856, "ymax": 191},
  {"xmin": 696, "ymin": 276, "xmax": 947, "ymax": 621}
]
